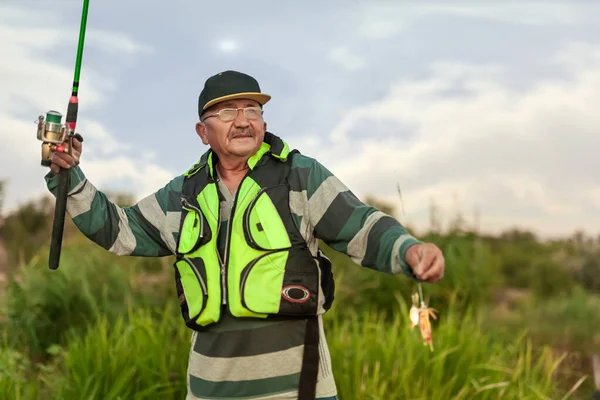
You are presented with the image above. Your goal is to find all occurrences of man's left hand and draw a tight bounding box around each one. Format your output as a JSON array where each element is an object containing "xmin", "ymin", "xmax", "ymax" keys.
[{"xmin": 405, "ymin": 243, "xmax": 445, "ymax": 283}]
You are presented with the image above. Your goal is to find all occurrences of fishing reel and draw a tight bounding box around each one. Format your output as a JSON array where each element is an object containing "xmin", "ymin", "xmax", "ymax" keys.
[{"xmin": 36, "ymin": 110, "xmax": 82, "ymax": 167}]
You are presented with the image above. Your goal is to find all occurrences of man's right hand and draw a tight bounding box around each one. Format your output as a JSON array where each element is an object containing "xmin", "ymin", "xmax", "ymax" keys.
[{"xmin": 50, "ymin": 138, "xmax": 83, "ymax": 175}]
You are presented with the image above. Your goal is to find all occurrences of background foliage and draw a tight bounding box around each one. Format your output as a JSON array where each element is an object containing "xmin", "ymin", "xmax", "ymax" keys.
[{"xmin": 0, "ymin": 188, "xmax": 598, "ymax": 399}]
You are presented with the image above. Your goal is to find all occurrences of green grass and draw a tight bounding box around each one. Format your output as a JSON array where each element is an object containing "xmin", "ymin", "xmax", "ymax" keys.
[
  {"xmin": 326, "ymin": 296, "xmax": 583, "ymax": 400},
  {"xmin": 1, "ymin": 240, "xmax": 172, "ymax": 361},
  {"xmin": 1, "ymin": 297, "xmax": 582, "ymax": 400},
  {"xmin": 39, "ymin": 304, "xmax": 189, "ymax": 400},
  {"xmin": 0, "ymin": 344, "xmax": 40, "ymax": 400},
  {"xmin": 0, "ymin": 232, "xmax": 594, "ymax": 399}
]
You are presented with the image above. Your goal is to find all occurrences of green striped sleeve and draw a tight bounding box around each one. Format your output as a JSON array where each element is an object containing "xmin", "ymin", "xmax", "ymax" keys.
[
  {"xmin": 289, "ymin": 154, "xmax": 421, "ymax": 277},
  {"xmin": 45, "ymin": 167, "xmax": 184, "ymax": 257}
]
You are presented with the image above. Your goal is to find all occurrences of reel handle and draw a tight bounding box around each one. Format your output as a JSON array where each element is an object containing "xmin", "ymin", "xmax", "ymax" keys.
[
  {"xmin": 49, "ymin": 168, "xmax": 69, "ymax": 270},
  {"xmin": 47, "ymin": 96, "xmax": 82, "ymax": 270}
]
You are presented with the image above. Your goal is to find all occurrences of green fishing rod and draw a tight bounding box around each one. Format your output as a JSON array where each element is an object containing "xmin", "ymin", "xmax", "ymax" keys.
[{"xmin": 36, "ymin": 0, "xmax": 89, "ymax": 270}]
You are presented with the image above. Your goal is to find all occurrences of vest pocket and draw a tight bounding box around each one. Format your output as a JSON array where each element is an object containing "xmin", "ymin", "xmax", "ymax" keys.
[
  {"xmin": 178, "ymin": 196, "xmax": 212, "ymax": 254},
  {"xmin": 239, "ymin": 248, "xmax": 319, "ymax": 316},
  {"xmin": 243, "ymin": 185, "xmax": 292, "ymax": 251},
  {"xmin": 174, "ymin": 257, "xmax": 208, "ymax": 327}
]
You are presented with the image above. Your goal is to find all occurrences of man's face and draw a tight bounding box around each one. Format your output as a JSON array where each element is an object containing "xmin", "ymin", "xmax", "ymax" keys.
[{"xmin": 196, "ymin": 98, "xmax": 267, "ymax": 160}]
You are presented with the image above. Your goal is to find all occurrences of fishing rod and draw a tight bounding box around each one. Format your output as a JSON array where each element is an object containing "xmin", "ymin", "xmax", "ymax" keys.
[{"xmin": 36, "ymin": 0, "xmax": 89, "ymax": 270}]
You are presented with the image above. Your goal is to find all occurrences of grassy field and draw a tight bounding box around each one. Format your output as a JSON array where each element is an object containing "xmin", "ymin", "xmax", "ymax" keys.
[{"xmin": 0, "ymin": 229, "xmax": 598, "ymax": 399}]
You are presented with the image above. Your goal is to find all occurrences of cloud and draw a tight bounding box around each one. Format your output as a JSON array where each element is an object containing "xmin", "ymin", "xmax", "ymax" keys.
[
  {"xmin": 322, "ymin": 43, "xmax": 600, "ymax": 237},
  {"xmin": 356, "ymin": 2, "xmax": 596, "ymax": 41},
  {"xmin": 419, "ymin": 3, "xmax": 585, "ymax": 25},
  {"xmin": 86, "ymin": 30, "xmax": 154, "ymax": 55},
  {"xmin": 76, "ymin": 118, "xmax": 132, "ymax": 155},
  {"xmin": 329, "ymin": 46, "xmax": 366, "ymax": 71},
  {"xmin": 0, "ymin": 5, "xmax": 171, "ymax": 212},
  {"xmin": 547, "ymin": 41, "xmax": 600, "ymax": 73},
  {"xmin": 80, "ymin": 156, "xmax": 176, "ymax": 200},
  {"xmin": 359, "ymin": 20, "xmax": 403, "ymax": 40},
  {"xmin": 218, "ymin": 39, "xmax": 239, "ymax": 53}
]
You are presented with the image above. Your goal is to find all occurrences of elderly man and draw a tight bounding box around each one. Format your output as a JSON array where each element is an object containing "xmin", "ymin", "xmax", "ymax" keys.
[{"xmin": 46, "ymin": 70, "xmax": 445, "ymax": 400}]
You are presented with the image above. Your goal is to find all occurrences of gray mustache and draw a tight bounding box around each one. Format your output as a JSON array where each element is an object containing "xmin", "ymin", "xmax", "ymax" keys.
[{"xmin": 231, "ymin": 129, "xmax": 255, "ymax": 138}]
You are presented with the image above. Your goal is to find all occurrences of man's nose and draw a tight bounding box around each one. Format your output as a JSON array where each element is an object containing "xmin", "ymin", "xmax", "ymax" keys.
[{"xmin": 233, "ymin": 109, "xmax": 250, "ymax": 126}]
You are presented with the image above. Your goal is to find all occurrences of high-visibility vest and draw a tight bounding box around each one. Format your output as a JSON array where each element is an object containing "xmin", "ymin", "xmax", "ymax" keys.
[{"xmin": 173, "ymin": 132, "xmax": 335, "ymax": 330}]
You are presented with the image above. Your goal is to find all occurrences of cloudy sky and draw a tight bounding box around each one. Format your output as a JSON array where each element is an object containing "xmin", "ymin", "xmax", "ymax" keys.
[{"xmin": 2, "ymin": 1, "xmax": 599, "ymax": 239}]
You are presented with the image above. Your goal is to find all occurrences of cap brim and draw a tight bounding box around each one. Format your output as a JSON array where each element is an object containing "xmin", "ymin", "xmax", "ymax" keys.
[{"xmin": 203, "ymin": 92, "xmax": 271, "ymax": 110}]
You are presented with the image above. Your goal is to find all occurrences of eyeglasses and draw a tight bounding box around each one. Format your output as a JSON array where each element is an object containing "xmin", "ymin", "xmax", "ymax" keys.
[{"xmin": 201, "ymin": 106, "xmax": 263, "ymax": 122}]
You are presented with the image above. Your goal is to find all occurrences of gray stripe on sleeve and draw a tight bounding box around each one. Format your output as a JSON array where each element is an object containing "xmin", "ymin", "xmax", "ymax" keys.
[
  {"xmin": 346, "ymin": 211, "xmax": 387, "ymax": 265},
  {"xmin": 68, "ymin": 178, "xmax": 87, "ymax": 196},
  {"xmin": 307, "ymin": 176, "xmax": 349, "ymax": 227},
  {"xmin": 391, "ymin": 234, "xmax": 414, "ymax": 274},
  {"xmin": 108, "ymin": 207, "xmax": 137, "ymax": 255},
  {"xmin": 289, "ymin": 189, "xmax": 318, "ymax": 254},
  {"xmin": 66, "ymin": 180, "xmax": 97, "ymax": 219},
  {"xmin": 136, "ymin": 195, "xmax": 180, "ymax": 254}
]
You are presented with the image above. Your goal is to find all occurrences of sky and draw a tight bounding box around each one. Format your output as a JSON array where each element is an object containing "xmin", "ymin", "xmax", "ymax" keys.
[{"xmin": 1, "ymin": 0, "xmax": 599, "ymax": 239}]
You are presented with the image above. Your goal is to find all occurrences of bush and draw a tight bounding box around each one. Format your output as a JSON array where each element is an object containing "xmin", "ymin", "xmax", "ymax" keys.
[
  {"xmin": 498, "ymin": 246, "xmax": 535, "ymax": 288},
  {"xmin": 525, "ymin": 289, "xmax": 600, "ymax": 351},
  {"xmin": 1, "ymin": 241, "xmax": 151, "ymax": 359},
  {"xmin": 2, "ymin": 197, "xmax": 53, "ymax": 266},
  {"xmin": 576, "ymin": 251, "xmax": 600, "ymax": 293},
  {"xmin": 530, "ymin": 257, "xmax": 577, "ymax": 298},
  {"xmin": 324, "ymin": 232, "xmax": 502, "ymax": 319}
]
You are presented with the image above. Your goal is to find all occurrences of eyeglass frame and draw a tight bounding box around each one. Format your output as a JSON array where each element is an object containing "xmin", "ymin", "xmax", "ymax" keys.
[{"xmin": 200, "ymin": 106, "xmax": 264, "ymax": 123}]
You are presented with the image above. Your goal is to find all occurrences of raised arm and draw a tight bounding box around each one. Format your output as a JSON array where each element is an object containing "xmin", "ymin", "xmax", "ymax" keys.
[{"xmin": 45, "ymin": 159, "xmax": 183, "ymax": 257}]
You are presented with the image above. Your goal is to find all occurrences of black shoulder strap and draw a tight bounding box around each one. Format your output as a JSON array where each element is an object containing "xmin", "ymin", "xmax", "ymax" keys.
[{"xmin": 298, "ymin": 316, "xmax": 320, "ymax": 400}]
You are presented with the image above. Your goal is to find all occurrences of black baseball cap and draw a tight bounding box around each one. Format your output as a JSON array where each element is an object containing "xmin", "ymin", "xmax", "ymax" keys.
[{"xmin": 198, "ymin": 70, "xmax": 271, "ymax": 118}]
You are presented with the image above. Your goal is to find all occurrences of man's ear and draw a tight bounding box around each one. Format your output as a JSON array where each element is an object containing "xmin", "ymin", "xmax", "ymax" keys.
[{"xmin": 196, "ymin": 122, "xmax": 209, "ymax": 145}]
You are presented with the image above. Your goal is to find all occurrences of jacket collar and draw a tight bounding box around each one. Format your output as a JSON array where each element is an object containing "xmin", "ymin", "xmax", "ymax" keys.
[{"xmin": 184, "ymin": 131, "xmax": 290, "ymax": 178}]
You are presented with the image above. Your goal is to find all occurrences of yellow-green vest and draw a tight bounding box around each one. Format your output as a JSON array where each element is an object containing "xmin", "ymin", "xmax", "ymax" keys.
[{"xmin": 173, "ymin": 133, "xmax": 334, "ymax": 330}]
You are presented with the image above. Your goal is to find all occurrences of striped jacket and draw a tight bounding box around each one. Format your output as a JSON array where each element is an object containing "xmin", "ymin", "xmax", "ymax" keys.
[{"xmin": 45, "ymin": 137, "xmax": 421, "ymax": 399}]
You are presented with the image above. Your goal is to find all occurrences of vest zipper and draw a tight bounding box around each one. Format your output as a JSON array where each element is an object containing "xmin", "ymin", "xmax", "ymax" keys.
[
  {"xmin": 223, "ymin": 171, "xmax": 260, "ymax": 315},
  {"xmin": 201, "ymin": 179, "xmax": 225, "ymax": 308},
  {"xmin": 213, "ymin": 186, "xmax": 225, "ymax": 306},
  {"xmin": 243, "ymin": 186, "xmax": 269, "ymax": 249},
  {"xmin": 180, "ymin": 198, "xmax": 204, "ymax": 241},
  {"xmin": 222, "ymin": 177, "xmax": 244, "ymax": 314}
]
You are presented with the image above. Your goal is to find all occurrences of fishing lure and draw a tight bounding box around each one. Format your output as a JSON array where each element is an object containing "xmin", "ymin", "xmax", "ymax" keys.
[
  {"xmin": 396, "ymin": 183, "xmax": 439, "ymax": 350},
  {"xmin": 409, "ymin": 284, "xmax": 438, "ymax": 351}
]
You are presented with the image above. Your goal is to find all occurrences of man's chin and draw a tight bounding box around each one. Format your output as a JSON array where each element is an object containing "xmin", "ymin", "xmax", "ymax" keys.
[{"xmin": 227, "ymin": 142, "xmax": 260, "ymax": 157}]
